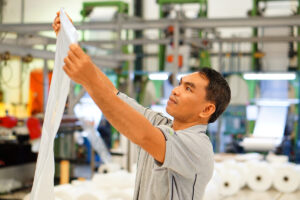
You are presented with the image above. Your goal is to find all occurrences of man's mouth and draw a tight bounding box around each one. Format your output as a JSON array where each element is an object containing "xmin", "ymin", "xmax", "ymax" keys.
[{"xmin": 168, "ymin": 96, "xmax": 177, "ymax": 104}]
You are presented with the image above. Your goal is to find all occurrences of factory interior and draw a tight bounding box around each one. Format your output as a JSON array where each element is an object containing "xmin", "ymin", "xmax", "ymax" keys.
[{"xmin": 1, "ymin": 0, "xmax": 300, "ymax": 199}]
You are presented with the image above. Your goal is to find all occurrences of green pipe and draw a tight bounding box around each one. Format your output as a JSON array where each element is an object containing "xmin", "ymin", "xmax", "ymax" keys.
[
  {"xmin": 198, "ymin": 0, "xmax": 210, "ymax": 68},
  {"xmin": 251, "ymin": 0, "xmax": 259, "ymax": 71},
  {"xmin": 158, "ymin": 5, "xmax": 166, "ymax": 71}
]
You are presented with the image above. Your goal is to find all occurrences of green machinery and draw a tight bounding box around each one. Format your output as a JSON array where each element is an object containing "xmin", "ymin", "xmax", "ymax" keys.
[
  {"xmin": 249, "ymin": 0, "xmax": 300, "ymax": 162},
  {"xmin": 80, "ymin": 1, "xmax": 130, "ymax": 70},
  {"xmin": 157, "ymin": 0, "xmax": 210, "ymax": 71},
  {"xmin": 80, "ymin": 1, "xmax": 130, "ymax": 150}
]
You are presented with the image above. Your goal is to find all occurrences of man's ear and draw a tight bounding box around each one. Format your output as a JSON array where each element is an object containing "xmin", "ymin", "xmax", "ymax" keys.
[{"xmin": 199, "ymin": 103, "xmax": 216, "ymax": 119}]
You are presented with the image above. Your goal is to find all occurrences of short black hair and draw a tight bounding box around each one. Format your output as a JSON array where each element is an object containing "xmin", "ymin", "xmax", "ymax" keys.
[{"xmin": 198, "ymin": 67, "xmax": 231, "ymax": 123}]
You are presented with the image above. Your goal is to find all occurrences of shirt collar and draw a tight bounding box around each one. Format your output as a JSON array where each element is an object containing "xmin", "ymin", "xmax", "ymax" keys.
[{"xmin": 176, "ymin": 124, "xmax": 207, "ymax": 134}]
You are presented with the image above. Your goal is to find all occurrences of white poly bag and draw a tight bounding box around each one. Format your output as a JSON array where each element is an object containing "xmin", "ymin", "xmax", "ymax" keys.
[{"xmin": 30, "ymin": 8, "xmax": 78, "ymax": 200}]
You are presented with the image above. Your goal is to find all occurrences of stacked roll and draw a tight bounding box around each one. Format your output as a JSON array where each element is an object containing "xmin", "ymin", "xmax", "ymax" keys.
[
  {"xmin": 203, "ymin": 170, "xmax": 221, "ymax": 200},
  {"xmin": 246, "ymin": 161, "xmax": 274, "ymax": 192},
  {"xmin": 271, "ymin": 163, "xmax": 299, "ymax": 193},
  {"xmin": 214, "ymin": 161, "xmax": 243, "ymax": 196}
]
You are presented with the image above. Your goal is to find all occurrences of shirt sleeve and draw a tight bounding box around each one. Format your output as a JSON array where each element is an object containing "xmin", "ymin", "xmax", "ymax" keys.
[
  {"xmin": 117, "ymin": 92, "xmax": 172, "ymax": 126},
  {"xmin": 155, "ymin": 125, "xmax": 214, "ymax": 179}
]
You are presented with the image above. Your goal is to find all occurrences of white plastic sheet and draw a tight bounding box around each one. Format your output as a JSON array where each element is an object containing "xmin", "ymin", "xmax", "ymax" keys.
[{"xmin": 30, "ymin": 8, "xmax": 78, "ymax": 200}]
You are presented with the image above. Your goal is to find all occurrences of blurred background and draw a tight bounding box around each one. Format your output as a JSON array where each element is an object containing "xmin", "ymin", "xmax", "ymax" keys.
[{"xmin": 0, "ymin": 0, "xmax": 300, "ymax": 199}]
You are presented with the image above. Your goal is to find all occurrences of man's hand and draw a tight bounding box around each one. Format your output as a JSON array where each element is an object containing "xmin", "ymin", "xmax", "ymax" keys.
[
  {"xmin": 52, "ymin": 11, "xmax": 73, "ymax": 36},
  {"xmin": 63, "ymin": 44, "xmax": 98, "ymax": 88}
]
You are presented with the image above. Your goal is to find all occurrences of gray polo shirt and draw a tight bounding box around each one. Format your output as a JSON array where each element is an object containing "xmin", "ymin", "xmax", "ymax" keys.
[{"xmin": 117, "ymin": 92, "xmax": 214, "ymax": 200}]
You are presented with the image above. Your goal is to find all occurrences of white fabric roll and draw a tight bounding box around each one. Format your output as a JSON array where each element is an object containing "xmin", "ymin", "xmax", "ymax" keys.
[
  {"xmin": 266, "ymin": 154, "xmax": 289, "ymax": 164},
  {"xmin": 246, "ymin": 161, "xmax": 273, "ymax": 191},
  {"xmin": 106, "ymin": 188, "xmax": 133, "ymax": 200},
  {"xmin": 295, "ymin": 165, "xmax": 300, "ymax": 190},
  {"xmin": 272, "ymin": 163, "xmax": 299, "ymax": 193},
  {"xmin": 98, "ymin": 163, "xmax": 121, "ymax": 174},
  {"xmin": 75, "ymin": 192, "xmax": 103, "ymax": 200},
  {"xmin": 54, "ymin": 184, "xmax": 76, "ymax": 200},
  {"xmin": 223, "ymin": 160, "xmax": 247, "ymax": 188},
  {"xmin": 236, "ymin": 162, "xmax": 248, "ymax": 188},
  {"xmin": 92, "ymin": 171, "xmax": 136, "ymax": 189},
  {"xmin": 280, "ymin": 193, "xmax": 300, "ymax": 200},
  {"xmin": 218, "ymin": 169, "xmax": 241, "ymax": 196},
  {"xmin": 203, "ymin": 170, "xmax": 221, "ymax": 200},
  {"xmin": 248, "ymin": 191, "xmax": 273, "ymax": 200},
  {"xmin": 235, "ymin": 153, "xmax": 263, "ymax": 162}
]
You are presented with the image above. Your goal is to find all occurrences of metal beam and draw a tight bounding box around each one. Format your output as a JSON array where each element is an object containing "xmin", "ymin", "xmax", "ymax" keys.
[
  {"xmin": 182, "ymin": 16, "xmax": 300, "ymax": 29},
  {"xmin": 0, "ymin": 43, "xmax": 55, "ymax": 59},
  {"xmin": 208, "ymin": 36, "xmax": 300, "ymax": 43},
  {"xmin": 4, "ymin": 34, "xmax": 300, "ymax": 50},
  {"xmin": 1, "ymin": 16, "xmax": 300, "ymax": 33},
  {"xmin": 0, "ymin": 43, "xmax": 123, "ymax": 68}
]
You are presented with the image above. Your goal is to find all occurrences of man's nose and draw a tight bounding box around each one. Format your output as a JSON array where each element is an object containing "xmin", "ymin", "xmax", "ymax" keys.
[{"xmin": 172, "ymin": 86, "xmax": 180, "ymax": 96}]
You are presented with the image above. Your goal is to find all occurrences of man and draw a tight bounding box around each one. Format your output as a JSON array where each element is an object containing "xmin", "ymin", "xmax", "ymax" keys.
[{"xmin": 53, "ymin": 12, "xmax": 231, "ymax": 200}]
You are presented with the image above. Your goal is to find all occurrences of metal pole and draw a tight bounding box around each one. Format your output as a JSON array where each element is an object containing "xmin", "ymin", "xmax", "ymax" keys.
[
  {"xmin": 21, "ymin": 0, "xmax": 24, "ymax": 24},
  {"xmin": 19, "ymin": 60, "xmax": 23, "ymax": 105},
  {"xmin": 116, "ymin": 13, "xmax": 122, "ymax": 54},
  {"xmin": 126, "ymin": 60, "xmax": 134, "ymax": 172},
  {"xmin": 219, "ymin": 41, "xmax": 223, "ymax": 73},
  {"xmin": 296, "ymin": 0, "xmax": 300, "ymax": 163},
  {"xmin": 172, "ymin": 14, "xmax": 179, "ymax": 87},
  {"xmin": 0, "ymin": 0, "xmax": 4, "ymax": 23}
]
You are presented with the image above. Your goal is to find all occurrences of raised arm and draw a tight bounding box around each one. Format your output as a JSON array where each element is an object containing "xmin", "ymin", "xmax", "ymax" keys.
[
  {"xmin": 64, "ymin": 44, "xmax": 166, "ymax": 163},
  {"xmin": 52, "ymin": 12, "xmax": 166, "ymax": 163}
]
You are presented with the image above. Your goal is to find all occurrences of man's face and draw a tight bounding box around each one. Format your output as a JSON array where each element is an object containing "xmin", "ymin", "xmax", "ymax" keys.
[{"xmin": 166, "ymin": 72, "xmax": 211, "ymax": 123}]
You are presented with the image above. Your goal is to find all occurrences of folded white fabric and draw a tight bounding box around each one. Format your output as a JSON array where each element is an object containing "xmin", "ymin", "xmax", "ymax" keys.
[{"xmin": 30, "ymin": 8, "xmax": 78, "ymax": 200}]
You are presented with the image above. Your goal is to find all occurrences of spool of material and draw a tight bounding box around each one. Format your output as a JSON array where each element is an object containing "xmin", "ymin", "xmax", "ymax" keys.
[
  {"xmin": 236, "ymin": 162, "xmax": 248, "ymax": 188},
  {"xmin": 106, "ymin": 188, "xmax": 133, "ymax": 200},
  {"xmin": 266, "ymin": 154, "xmax": 289, "ymax": 164},
  {"xmin": 272, "ymin": 163, "xmax": 299, "ymax": 193},
  {"xmin": 98, "ymin": 163, "xmax": 121, "ymax": 174},
  {"xmin": 223, "ymin": 160, "xmax": 247, "ymax": 188},
  {"xmin": 54, "ymin": 184, "xmax": 75, "ymax": 200},
  {"xmin": 75, "ymin": 192, "xmax": 102, "ymax": 200},
  {"xmin": 235, "ymin": 153, "xmax": 263, "ymax": 162},
  {"xmin": 280, "ymin": 193, "xmax": 300, "ymax": 200},
  {"xmin": 246, "ymin": 161, "xmax": 273, "ymax": 192},
  {"xmin": 92, "ymin": 171, "xmax": 135, "ymax": 189},
  {"xmin": 295, "ymin": 165, "xmax": 300, "ymax": 190},
  {"xmin": 218, "ymin": 169, "xmax": 241, "ymax": 196},
  {"xmin": 203, "ymin": 170, "xmax": 221, "ymax": 200},
  {"xmin": 60, "ymin": 160, "xmax": 70, "ymax": 185},
  {"xmin": 248, "ymin": 191, "xmax": 273, "ymax": 200}
]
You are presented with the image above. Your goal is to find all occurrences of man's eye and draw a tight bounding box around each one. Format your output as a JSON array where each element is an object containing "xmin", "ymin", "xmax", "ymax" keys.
[{"xmin": 186, "ymin": 87, "xmax": 191, "ymax": 91}]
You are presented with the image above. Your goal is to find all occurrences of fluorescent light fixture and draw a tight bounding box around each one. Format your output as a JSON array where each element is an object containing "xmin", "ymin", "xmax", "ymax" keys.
[
  {"xmin": 255, "ymin": 98, "xmax": 299, "ymax": 107},
  {"xmin": 148, "ymin": 72, "xmax": 169, "ymax": 80},
  {"xmin": 148, "ymin": 72, "xmax": 191, "ymax": 81},
  {"xmin": 243, "ymin": 73, "xmax": 296, "ymax": 80},
  {"xmin": 256, "ymin": 100, "xmax": 290, "ymax": 107},
  {"xmin": 177, "ymin": 73, "xmax": 189, "ymax": 80}
]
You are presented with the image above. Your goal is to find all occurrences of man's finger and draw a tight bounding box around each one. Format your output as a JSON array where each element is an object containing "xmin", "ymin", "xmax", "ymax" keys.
[
  {"xmin": 70, "ymin": 44, "xmax": 85, "ymax": 58},
  {"xmin": 54, "ymin": 17, "xmax": 60, "ymax": 24},
  {"xmin": 68, "ymin": 50, "xmax": 77, "ymax": 63},
  {"xmin": 63, "ymin": 65, "xmax": 72, "ymax": 77},
  {"xmin": 64, "ymin": 57, "xmax": 72, "ymax": 67}
]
